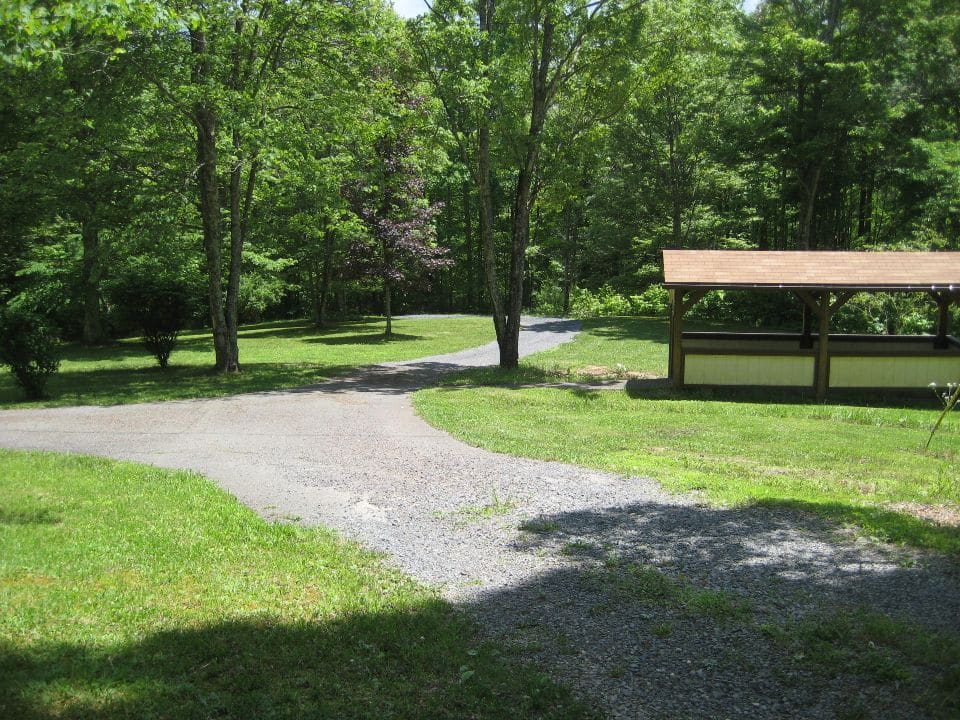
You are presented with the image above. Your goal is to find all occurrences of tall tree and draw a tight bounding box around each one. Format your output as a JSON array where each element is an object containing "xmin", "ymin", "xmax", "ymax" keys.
[{"xmin": 419, "ymin": 0, "xmax": 643, "ymax": 366}]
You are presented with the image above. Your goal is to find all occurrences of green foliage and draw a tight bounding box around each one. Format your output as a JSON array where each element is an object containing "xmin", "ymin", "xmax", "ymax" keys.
[
  {"xmin": 566, "ymin": 285, "xmax": 671, "ymax": 319},
  {"xmin": 2, "ymin": 0, "xmax": 959, "ymax": 362},
  {"xmin": 0, "ymin": 305, "xmax": 60, "ymax": 399},
  {"xmin": 570, "ymin": 286, "xmax": 632, "ymax": 318},
  {"xmin": 112, "ymin": 274, "xmax": 190, "ymax": 368},
  {"xmin": 238, "ymin": 250, "xmax": 294, "ymax": 324}
]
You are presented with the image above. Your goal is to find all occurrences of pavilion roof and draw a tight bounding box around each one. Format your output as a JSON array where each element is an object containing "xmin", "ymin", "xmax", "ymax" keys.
[{"xmin": 662, "ymin": 250, "xmax": 960, "ymax": 292}]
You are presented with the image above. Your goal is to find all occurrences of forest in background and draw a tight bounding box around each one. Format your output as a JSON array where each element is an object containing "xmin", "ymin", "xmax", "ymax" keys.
[{"xmin": 1, "ymin": 0, "xmax": 958, "ymax": 369}]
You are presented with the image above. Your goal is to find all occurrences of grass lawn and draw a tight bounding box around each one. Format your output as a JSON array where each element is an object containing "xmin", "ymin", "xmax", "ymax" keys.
[
  {"xmin": 414, "ymin": 317, "xmax": 960, "ymax": 554},
  {"xmin": 0, "ymin": 450, "xmax": 591, "ymax": 720},
  {"xmin": 0, "ymin": 315, "xmax": 494, "ymax": 409}
]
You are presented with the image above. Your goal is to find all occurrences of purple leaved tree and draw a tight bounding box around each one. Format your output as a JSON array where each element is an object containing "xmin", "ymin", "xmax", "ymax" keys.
[{"xmin": 345, "ymin": 126, "xmax": 450, "ymax": 337}]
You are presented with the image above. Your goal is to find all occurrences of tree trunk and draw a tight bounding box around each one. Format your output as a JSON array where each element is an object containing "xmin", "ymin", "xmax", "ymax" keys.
[
  {"xmin": 487, "ymin": 5, "xmax": 554, "ymax": 369},
  {"xmin": 80, "ymin": 218, "xmax": 105, "ymax": 345},
  {"xmin": 857, "ymin": 176, "xmax": 873, "ymax": 240},
  {"xmin": 225, "ymin": 130, "xmax": 259, "ymax": 371},
  {"xmin": 317, "ymin": 225, "xmax": 334, "ymax": 327},
  {"xmin": 192, "ymin": 27, "xmax": 235, "ymax": 372},
  {"xmin": 383, "ymin": 279, "xmax": 392, "ymax": 337},
  {"xmin": 463, "ymin": 179, "xmax": 476, "ymax": 311},
  {"xmin": 227, "ymin": 129, "xmax": 244, "ymax": 368},
  {"xmin": 797, "ymin": 163, "xmax": 822, "ymax": 250},
  {"xmin": 668, "ymin": 126, "xmax": 682, "ymax": 248},
  {"xmin": 477, "ymin": 0, "xmax": 507, "ymax": 352}
]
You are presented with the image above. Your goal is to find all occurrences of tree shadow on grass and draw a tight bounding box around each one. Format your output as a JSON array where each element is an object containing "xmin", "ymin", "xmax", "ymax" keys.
[
  {"xmin": 0, "ymin": 363, "xmax": 357, "ymax": 408},
  {"xmin": 306, "ymin": 332, "xmax": 423, "ymax": 346},
  {"xmin": 0, "ymin": 603, "xmax": 591, "ymax": 720},
  {"xmin": 0, "ymin": 507, "xmax": 61, "ymax": 525},
  {"xmin": 624, "ymin": 378, "xmax": 945, "ymax": 411},
  {"xmin": 754, "ymin": 497, "xmax": 960, "ymax": 556},
  {"xmin": 579, "ymin": 316, "xmax": 669, "ymax": 344}
]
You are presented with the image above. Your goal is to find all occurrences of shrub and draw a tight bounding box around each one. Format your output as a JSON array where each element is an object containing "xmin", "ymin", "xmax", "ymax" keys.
[
  {"xmin": 113, "ymin": 276, "xmax": 189, "ymax": 368},
  {"xmin": 0, "ymin": 307, "xmax": 61, "ymax": 399},
  {"xmin": 629, "ymin": 285, "xmax": 670, "ymax": 316},
  {"xmin": 570, "ymin": 285, "xmax": 632, "ymax": 318}
]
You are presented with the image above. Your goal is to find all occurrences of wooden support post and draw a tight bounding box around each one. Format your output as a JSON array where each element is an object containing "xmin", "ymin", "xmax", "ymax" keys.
[
  {"xmin": 816, "ymin": 291, "xmax": 830, "ymax": 400},
  {"xmin": 794, "ymin": 290, "xmax": 821, "ymax": 349},
  {"xmin": 669, "ymin": 288, "xmax": 685, "ymax": 387},
  {"xmin": 934, "ymin": 292, "xmax": 950, "ymax": 350},
  {"xmin": 801, "ymin": 303, "xmax": 813, "ymax": 348}
]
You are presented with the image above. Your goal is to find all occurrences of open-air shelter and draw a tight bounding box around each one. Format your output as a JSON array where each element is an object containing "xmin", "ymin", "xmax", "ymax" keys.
[{"xmin": 662, "ymin": 250, "xmax": 960, "ymax": 398}]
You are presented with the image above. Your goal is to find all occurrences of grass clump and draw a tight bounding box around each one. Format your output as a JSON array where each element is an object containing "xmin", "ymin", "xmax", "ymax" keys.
[
  {"xmin": 0, "ymin": 315, "xmax": 494, "ymax": 409},
  {"xmin": 0, "ymin": 450, "xmax": 592, "ymax": 720},
  {"xmin": 764, "ymin": 609, "xmax": 960, "ymax": 718},
  {"xmin": 439, "ymin": 491, "xmax": 517, "ymax": 526},
  {"xmin": 414, "ymin": 317, "xmax": 960, "ymax": 554}
]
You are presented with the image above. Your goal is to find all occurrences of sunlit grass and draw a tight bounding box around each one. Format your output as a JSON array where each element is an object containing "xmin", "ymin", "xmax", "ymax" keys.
[
  {"xmin": 0, "ymin": 315, "xmax": 494, "ymax": 408},
  {"xmin": 0, "ymin": 449, "xmax": 592, "ymax": 720},
  {"xmin": 414, "ymin": 317, "xmax": 960, "ymax": 554}
]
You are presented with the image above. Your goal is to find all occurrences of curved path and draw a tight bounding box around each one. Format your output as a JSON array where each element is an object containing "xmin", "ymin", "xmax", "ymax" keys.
[{"xmin": 1, "ymin": 316, "xmax": 958, "ymax": 719}]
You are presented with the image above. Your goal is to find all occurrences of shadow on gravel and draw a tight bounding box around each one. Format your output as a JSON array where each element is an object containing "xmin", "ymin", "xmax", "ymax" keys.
[
  {"xmin": 464, "ymin": 501, "xmax": 960, "ymax": 719},
  {"xmin": 520, "ymin": 319, "xmax": 582, "ymax": 334},
  {"xmin": 272, "ymin": 361, "xmax": 476, "ymax": 397}
]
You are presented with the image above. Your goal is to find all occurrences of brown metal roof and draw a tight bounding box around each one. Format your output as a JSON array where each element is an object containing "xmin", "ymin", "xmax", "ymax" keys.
[{"xmin": 662, "ymin": 250, "xmax": 960, "ymax": 291}]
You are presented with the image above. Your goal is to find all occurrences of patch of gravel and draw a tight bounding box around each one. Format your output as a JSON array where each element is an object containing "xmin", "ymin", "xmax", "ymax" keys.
[{"xmin": 1, "ymin": 315, "xmax": 958, "ymax": 719}]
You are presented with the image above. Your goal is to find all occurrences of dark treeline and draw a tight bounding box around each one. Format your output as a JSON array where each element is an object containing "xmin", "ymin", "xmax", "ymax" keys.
[{"xmin": 1, "ymin": 0, "xmax": 957, "ymax": 369}]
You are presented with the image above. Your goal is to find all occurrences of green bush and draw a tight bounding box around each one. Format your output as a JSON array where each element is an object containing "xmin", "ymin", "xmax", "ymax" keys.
[
  {"xmin": 113, "ymin": 276, "xmax": 190, "ymax": 368},
  {"xmin": 629, "ymin": 285, "xmax": 669, "ymax": 315},
  {"xmin": 566, "ymin": 285, "xmax": 670, "ymax": 319},
  {"xmin": 0, "ymin": 307, "xmax": 61, "ymax": 399},
  {"xmin": 570, "ymin": 285, "xmax": 632, "ymax": 318},
  {"xmin": 833, "ymin": 293, "xmax": 935, "ymax": 335}
]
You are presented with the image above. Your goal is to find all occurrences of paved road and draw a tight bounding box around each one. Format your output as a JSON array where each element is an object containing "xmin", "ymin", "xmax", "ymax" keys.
[{"xmin": 2, "ymin": 315, "xmax": 958, "ymax": 719}]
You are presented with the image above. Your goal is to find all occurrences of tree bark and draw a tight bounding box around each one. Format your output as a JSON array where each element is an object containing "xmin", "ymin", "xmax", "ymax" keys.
[
  {"xmin": 192, "ymin": 27, "xmax": 235, "ymax": 372},
  {"xmin": 477, "ymin": 0, "xmax": 507, "ymax": 352},
  {"xmin": 80, "ymin": 218, "xmax": 105, "ymax": 345},
  {"xmin": 317, "ymin": 225, "xmax": 334, "ymax": 327},
  {"xmin": 463, "ymin": 179, "xmax": 476, "ymax": 311},
  {"xmin": 383, "ymin": 278, "xmax": 392, "ymax": 337},
  {"xmin": 797, "ymin": 163, "xmax": 822, "ymax": 250}
]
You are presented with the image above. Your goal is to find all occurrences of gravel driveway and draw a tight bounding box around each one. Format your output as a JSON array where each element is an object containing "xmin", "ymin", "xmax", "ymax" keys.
[{"xmin": 1, "ymin": 315, "xmax": 958, "ymax": 719}]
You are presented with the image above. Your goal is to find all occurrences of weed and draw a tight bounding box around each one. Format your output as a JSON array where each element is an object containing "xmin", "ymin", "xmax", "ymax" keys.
[
  {"xmin": 651, "ymin": 622, "xmax": 673, "ymax": 638},
  {"xmin": 519, "ymin": 518, "xmax": 561, "ymax": 534},
  {"xmin": 684, "ymin": 589, "xmax": 750, "ymax": 622}
]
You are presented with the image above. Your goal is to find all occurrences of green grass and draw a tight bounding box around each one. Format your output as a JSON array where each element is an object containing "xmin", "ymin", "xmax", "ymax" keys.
[
  {"xmin": 414, "ymin": 317, "xmax": 960, "ymax": 554},
  {"xmin": 439, "ymin": 491, "xmax": 518, "ymax": 525},
  {"xmin": 763, "ymin": 609, "xmax": 960, "ymax": 718},
  {"xmin": 0, "ymin": 315, "xmax": 494, "ymax": 408},
  {"xmin": 0, "ymin": 449, "xmax": 592, "ymax": 720}
]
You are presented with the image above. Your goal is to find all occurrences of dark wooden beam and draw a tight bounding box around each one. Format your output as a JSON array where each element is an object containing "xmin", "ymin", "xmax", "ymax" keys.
[
  {"xmin": 933, "ymin": 291, "xmax": 952, "ymax": 350},
  {"xmin": 830, "ymin": 291, "xmax": 854, "ymax": 315},
  {"xmin": 794, "ymin": 289, "xmax": 822, "ymax": 319},
  {"xmin": 669, "ymin": 289, "xmax": 686, "ymax": 387},
  {"xmin": 816, "ymin": 291, "xmax": 830, "ymax": 400},
  {"xmin": 679, "ymin": 289, "xmax": 708, "ymax": 315}
]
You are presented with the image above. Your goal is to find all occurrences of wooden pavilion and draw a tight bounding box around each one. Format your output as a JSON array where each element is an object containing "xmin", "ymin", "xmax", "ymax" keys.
[{"xmin": 662, "ymin": 250, "xmax": 960, "ymax": 398}]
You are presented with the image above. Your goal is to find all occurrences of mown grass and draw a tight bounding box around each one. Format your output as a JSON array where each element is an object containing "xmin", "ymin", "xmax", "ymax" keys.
[
  {"xmin": 0, "ymin": 315, "xmax": 494, "ymax": 408},
  {"xmin": 0, "ymin": 449, "xmax": 592, "ymax": 720},
  {"xmin": 414, "ymin": 317, "xmax": 960, "ymax": 554},
  {"xmin": 763, "ymin": 609, "xmax": 960, "ymax": 718}
]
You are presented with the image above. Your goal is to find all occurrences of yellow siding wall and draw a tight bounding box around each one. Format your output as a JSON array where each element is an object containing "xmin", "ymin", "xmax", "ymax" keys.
[
  {"xmin": 831, "ymin": 356, "xmax": 960, "ymax": 388},
  {"xmin": 684, "ymin": 354, "xmax": 814, "ymax": 386}
]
